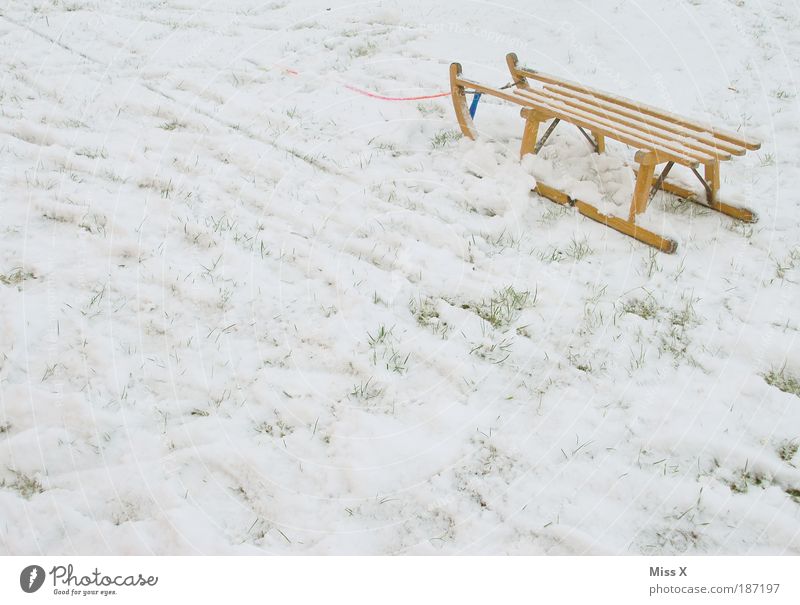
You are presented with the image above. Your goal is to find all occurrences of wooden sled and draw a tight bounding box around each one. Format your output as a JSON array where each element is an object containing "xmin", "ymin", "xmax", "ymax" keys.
[{"xmin": 449, "ymin": 54, "xmax": 761, "ymax": 253}]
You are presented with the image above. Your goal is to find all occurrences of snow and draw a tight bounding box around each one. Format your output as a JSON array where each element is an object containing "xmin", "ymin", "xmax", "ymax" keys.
[{"xmin": 0, "ymin": 0, "xmax": 799, "ymax": 555}]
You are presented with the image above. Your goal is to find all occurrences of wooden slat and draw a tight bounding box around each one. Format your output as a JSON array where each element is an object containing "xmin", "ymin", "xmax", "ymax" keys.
[
  {"xmin": 510, "ymin": 61, "xmax": 761, "ymax": 150},
  {"xmin": 455, "ymin": 72, "xmax": 713, "ymax": 167},
  {"xmin": 456, "ymin": 73, "xmax": 702, "ymax": 164},
  {"xmin": 538, "ymin": 84, "xmax": 742, "ymax": 158},
  {"xmin": 541, "ymin": 83, "xmax": 746, "ymax": 155},
  {"xmin": 512, "ymin": 87, "xmax": 706, "ymax": 166},
  {"xmin": 515, "ymin": 87, "xmax": 720, "ymax": 164}
]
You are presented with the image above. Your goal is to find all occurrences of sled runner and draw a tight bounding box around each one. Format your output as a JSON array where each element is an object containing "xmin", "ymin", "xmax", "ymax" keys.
[{"xmin": 449, "ymin": 53, "xmax": 761, "ymax": 253}]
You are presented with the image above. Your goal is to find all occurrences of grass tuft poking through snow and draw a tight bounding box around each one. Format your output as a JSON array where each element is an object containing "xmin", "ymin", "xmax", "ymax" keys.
[
  {"xmin": 763, "ymin": 365, "xmax": 800, "ymax": 398},
  {"xmin": 0, "ymin": 267, "xmax": 36, "ymax": 287},
  {"xmin": 622, "ymin": 296, "xmax": 659, "ymax": 320},
  {"xmin": 778, "ymin": 439, "xmax": 798, "ymax": 462},
  {"xmin": 3, "ymin": 471, "xmax": 44, "ymax": 500},
  {"xmin": 350, "ymin": 377, "xmax": 385, "ymax": 402},
  {"xmin": 431, "ymin": 129, "xmax": 462, "ymax": 148},
  {"xmin": 728, "ymin": 464, "xmax": 769, "ymax": 494},
  {"xmin": 462, "ymin": 286, "xmax": 534, "ymax": 330}
]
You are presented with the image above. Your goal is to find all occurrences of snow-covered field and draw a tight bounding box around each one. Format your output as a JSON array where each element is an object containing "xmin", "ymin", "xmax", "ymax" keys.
[{"xmin": 1, "ymin": 0, "xmax": 799, "ymax": 555}]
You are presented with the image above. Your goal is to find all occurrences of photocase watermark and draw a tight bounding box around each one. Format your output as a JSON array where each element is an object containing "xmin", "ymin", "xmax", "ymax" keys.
[
  {"xmin": 430, "ymin": 22, "xmax": 531, "ymax": 53},
  {"xmin": 18, "ymin": 564, "xmax": 158, "ymax": 598},
  {"xmin": 19, "ymin": 565, "xmax": 46, "ymax": 594}
]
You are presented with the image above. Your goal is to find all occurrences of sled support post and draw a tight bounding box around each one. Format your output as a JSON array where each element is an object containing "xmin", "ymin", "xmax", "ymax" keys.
[
  {"xmin": 629, "ymin": 151, "xmax": 657, "ymax": 221},
  {"xmin": 593, "ymin": 132, "xmax": 605, "ymax": 153},
  {"xmin": 519, "ymin": 109, "xmax": 543, "ymax": 158},
  {"xmin": 705, "ymin": 160, "xmax": 720, "ymax": 203}
]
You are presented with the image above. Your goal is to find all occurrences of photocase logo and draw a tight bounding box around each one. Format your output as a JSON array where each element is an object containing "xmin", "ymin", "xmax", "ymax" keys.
[
  {"xmin": 16, "ymin": 563, "xmax": 158, "ymax": 597},
  {"xmin": 20, "ymin": 565, "xmax": 46, "ymax": 594}
]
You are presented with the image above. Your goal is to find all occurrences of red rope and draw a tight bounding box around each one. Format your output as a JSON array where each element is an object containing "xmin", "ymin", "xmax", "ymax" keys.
[{"xmin": 343, "ymin": 84, "xmax": 450, "ymax": 101}]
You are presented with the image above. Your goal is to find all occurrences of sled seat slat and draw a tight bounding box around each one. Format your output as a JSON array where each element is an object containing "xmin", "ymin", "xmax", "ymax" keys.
[
  {"xmin": 532, "ymin": 85, "xmax": 746, "ymax": 158},
  {"xmin": 453, "ymin": 75, "xmax": 703, "ymax": 166},
  {"xmin": 513, "ymin": 87, "xmax": 720, "ymax": 165},
  {"xmin": 507, "ymin": 55, "xmax": 761, "ymax": 151}
]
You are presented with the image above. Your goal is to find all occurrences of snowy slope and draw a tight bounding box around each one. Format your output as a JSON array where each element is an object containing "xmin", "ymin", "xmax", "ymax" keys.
[{"xmin": 1, "ymin": 0, "xmax": 799, "ymax": 554}]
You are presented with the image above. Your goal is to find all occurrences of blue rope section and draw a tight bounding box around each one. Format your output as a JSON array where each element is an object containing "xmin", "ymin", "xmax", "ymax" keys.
[{"xmin": 469, "ymin": 92, "xmax": 482, "ymax": 118}]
